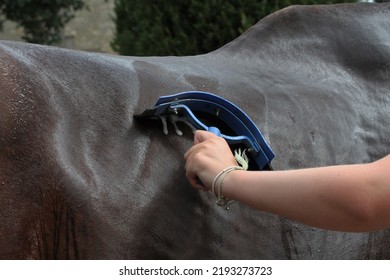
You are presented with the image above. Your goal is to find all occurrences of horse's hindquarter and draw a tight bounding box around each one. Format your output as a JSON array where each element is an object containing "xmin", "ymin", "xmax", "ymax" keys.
[{"xmin": 1, "ymin": 2, "xmax": 390, "ymax": 260}]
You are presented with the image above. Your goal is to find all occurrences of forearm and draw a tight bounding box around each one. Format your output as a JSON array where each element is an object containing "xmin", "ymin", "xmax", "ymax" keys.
[
  {"xmin": 224, "ymin": 162, "xmax": 385, "ymax": 232},
  {"xmin": 184, "ymin": 131, "xmax": 390, "ymax": 232}
]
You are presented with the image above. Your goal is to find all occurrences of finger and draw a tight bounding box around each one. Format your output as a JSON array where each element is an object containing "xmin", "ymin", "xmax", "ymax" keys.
[
  {"xmin": 186, "ymin": 170, "xmax": 208, "ymax": 191},
  {"xmin": 184, "ymin": 144, "xmax": 196, "ymax": 160},
  {"xmin": 184, "ymin": 153, "xmax": 208, "ymax": 191},
  {"xmin": 184, "ymin": 139, "xmax": 204, "ymax": 161}
]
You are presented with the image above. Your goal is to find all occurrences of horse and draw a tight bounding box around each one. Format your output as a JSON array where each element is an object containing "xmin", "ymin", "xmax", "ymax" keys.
[{"xmin": 1, "ymin": 2, "xmax": 390, "ymax": 259}]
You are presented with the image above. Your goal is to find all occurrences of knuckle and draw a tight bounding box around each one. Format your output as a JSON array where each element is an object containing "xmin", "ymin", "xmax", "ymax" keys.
[{"xmin": 192, "ymin": 152, "xmax": 204, "ymax": 163}]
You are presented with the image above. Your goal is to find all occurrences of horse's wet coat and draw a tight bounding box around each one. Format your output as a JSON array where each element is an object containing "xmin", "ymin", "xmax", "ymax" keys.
[{"xmin": 1, "ymin": 3, "xmax": 390, "ymax": 259}]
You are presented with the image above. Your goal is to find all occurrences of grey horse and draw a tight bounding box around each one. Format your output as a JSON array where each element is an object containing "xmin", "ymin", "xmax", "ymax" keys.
[{"xmin": 0, "ymin": 3, "xmax": 389, "ymax": 259}]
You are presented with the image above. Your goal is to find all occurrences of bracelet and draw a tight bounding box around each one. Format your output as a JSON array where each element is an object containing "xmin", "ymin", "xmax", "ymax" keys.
[{"xmin": 211, "ymin": 166, "xmax": 244, "ymax": 210}]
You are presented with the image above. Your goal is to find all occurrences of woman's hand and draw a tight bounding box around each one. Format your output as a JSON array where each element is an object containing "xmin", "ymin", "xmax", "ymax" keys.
[{"xmin": 184, "ymin": 130, "xmax": 237, "ymax": 191}]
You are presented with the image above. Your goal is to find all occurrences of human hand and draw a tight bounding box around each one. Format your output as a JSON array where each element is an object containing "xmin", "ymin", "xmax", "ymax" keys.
[{"xmin": 184, "ymin": 130, "xmax": 237, "ymax": 191}]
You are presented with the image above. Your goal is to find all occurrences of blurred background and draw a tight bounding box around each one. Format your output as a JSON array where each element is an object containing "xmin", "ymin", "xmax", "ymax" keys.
[{"xmin": 0, "ymin": 0, "xmax": 384, "ymax": 55}]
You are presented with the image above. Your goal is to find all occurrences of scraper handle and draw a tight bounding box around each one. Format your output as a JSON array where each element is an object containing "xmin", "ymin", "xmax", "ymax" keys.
[{"xmin": 207, "ymin": 126, "xmax": 221, "ymax": 136}]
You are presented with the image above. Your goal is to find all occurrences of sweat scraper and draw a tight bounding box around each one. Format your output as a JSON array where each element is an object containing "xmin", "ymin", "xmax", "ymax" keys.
[{"xmin": 134, "ymin": 91, "xmax": 274, "ymax": 170}]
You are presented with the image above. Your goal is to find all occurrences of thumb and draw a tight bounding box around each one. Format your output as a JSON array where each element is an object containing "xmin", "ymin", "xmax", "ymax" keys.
[{"xmin": 193, "ymin": 130, "xmax": 218, "ymax": 144}]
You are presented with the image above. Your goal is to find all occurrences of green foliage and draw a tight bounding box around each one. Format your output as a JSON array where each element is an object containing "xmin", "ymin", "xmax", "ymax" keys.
[
  {"xmin": 0, "ymin": 0, "xmax": 85, "ymax": 45},
  {"xmin": 112, "ymin": 0, "xmax": 355, "ymax": 56}
]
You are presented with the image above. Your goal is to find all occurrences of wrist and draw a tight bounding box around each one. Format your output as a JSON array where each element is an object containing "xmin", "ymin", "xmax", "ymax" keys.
[{"xmin": 221, "ymin": 170, "xmax": 246, "ymax": 201}]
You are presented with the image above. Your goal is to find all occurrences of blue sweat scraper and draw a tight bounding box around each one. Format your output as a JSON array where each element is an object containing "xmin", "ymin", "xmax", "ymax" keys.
[{"xmin": 134, "ymin": 91, "xmax": 274, "ymax": 170}]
